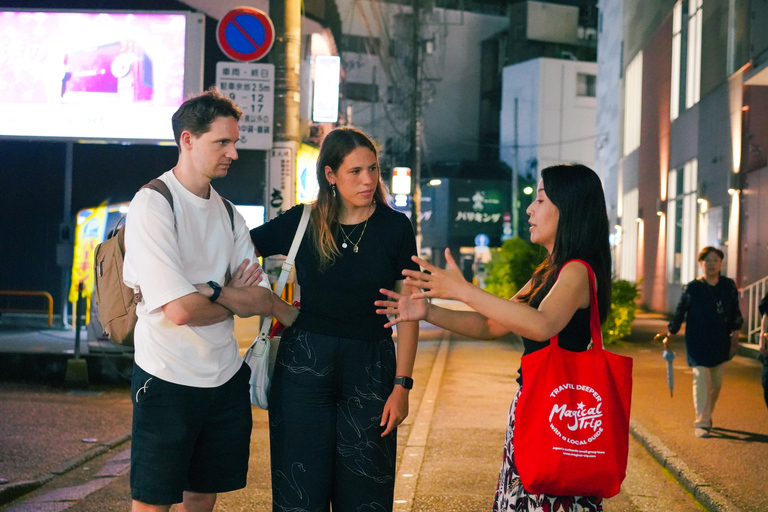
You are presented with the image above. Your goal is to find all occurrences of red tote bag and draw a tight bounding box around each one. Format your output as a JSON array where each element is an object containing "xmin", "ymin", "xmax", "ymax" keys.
[{"xmin": 513, "ymin": 260, "xmax": 632, "ymax": 498}]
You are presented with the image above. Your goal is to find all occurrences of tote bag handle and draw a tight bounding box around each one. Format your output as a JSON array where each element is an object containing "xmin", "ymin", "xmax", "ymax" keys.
[
  {"xmin": 550, "ymin": 259, "xmax": 603, "ymax": 351},
  {"xmin": 255, "ymin": 203, "xmax": 311, "ymax": 343}
]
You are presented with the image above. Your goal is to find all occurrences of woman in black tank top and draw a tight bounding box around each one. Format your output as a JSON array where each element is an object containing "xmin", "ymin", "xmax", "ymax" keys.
[{"xmin": 376, "ymin": 164, "xmax": 612, "ymax": 511}]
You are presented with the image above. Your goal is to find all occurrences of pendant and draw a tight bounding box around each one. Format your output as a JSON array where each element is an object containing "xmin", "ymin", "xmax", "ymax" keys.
[
  {"xmin": 342, "ymin": 242, "xmax": 348, "ymax": 248},
  {"xmin": 353, "ymin": 245, "xmax": 359, "ymax": 253}
]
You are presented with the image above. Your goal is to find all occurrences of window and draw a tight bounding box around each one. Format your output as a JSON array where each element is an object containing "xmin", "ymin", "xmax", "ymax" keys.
[
  {"xmin": 342, "ymin": 82, "xmax": 379, "ymax": 103},
  {"xmin": 686, "ymin": 0, "xmax": 702, "ymax": 109},
  {"xmin": 670, "ymin": 0, "xmax": 702, "ymax": 118},
  {"xmin": 623, "ymin": 52, "xmax": 643, "ymax": 155},
  {"xmin": 577, "ymin": 73, "xmax": 596, "ymax": 97},
  {"xmin": 341, "ymin": 35, "xmax": 381, "ymax": 55},
  {"xmin": 666, "ymin": 160, "xmax": 698, "ymax": 284},
  {"xmin": 670, "ymin": 0, "xmax": 686, "ymax": 120},
  {"xmin": 619, "ymin": 188, "xmax": 639, "ymax": 282}
]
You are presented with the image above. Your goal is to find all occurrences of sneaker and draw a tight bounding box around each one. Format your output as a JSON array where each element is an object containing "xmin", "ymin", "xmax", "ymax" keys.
[{"xmin": 694, "ymin": 427, "xmax": 710, "ymax": 438}]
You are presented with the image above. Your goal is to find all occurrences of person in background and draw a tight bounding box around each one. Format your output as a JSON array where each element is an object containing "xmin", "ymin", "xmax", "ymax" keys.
[
  {"xmin": 665, "ymin": 246, "xmax": 743, "ymax": 438},
  {"xmin": 376, "ymin": 164, "xmax": 610, "ymax": 512},
  {"xmin": 250, "ymin": 127, "xmax": 419, "ymax": 512},
  {"xmin": 124, "ymin": 87, "xmax": 297, "ymax": 512}
]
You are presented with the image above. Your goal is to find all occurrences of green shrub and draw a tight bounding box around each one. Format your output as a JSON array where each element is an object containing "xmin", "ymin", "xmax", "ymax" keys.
[
  {"xmin": 484, "ymin": 237, "xmax": 545, "ymax": 299},
  {"xmin": 603, "ymin": 279, "xmax": 640, "ymax": 345}
]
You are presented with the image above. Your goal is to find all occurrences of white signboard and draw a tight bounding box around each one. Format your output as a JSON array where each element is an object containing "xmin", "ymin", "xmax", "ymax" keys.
[
  {"xmin": 268, "ymin": 141, "xmax": 297, "ymax": 221},
  {"xmin": 312, "ymin": 56, "xmax": 340, "ymax": 123},
  {"xmin": 216, "ymin": 62, "xmax": 274, "ymax": 150}
]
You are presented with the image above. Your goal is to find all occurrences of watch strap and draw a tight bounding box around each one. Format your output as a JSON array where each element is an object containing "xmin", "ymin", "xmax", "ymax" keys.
[{"xmin": 393, "ymin": 376, "xmax": 413, "ymax": 389}]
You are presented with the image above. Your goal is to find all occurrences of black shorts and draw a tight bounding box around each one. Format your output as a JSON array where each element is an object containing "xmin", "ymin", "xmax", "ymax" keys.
[{"xmin": 130, "ymin": 362, "xmax": 252, "ymax": 505}]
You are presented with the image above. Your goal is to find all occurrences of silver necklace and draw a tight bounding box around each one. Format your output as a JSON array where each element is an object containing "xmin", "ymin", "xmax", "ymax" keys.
[{"xmin": 339, "ymin": 218, "xmax": 369, "ymax": 253}]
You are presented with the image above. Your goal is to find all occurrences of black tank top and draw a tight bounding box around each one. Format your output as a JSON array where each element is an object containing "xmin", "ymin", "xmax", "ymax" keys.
[{"xmin": 516, "ymin": 305, "xmax": 592, "ymax": 386}]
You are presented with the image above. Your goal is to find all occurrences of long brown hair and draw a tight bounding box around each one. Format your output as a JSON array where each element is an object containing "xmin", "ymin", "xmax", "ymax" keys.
[
  {"xmin": 516, "ymin": 164, "xmax": 612, "ymax": 323},
  {"xmin": 311, "ymin": 127, "xmax": 390, "ymax": 270}
]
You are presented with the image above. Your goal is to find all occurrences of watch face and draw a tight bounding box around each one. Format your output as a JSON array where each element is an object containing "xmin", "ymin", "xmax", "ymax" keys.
[{"xmin": 395, "ymin": 377, "xmax": 413, "ymax": 389}]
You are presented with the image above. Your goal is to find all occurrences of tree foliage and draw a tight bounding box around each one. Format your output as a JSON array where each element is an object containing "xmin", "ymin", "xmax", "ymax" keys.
[
  {"xmin": 603, "ymin": 279, "xmax": 640, "ymax": 345},
  {"xmin": 484, "ymin": 237, "xmax": 545, "ymax": 299}
]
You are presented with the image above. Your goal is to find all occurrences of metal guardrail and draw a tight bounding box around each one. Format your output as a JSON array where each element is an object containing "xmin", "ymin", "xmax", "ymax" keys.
[
  {"xmin": 740, "ymin": 276, "xmax": 768, "ymax": 344},
  {"xmin": 0, "ymin": 290, "xmax": 54, "ymax": 326}
]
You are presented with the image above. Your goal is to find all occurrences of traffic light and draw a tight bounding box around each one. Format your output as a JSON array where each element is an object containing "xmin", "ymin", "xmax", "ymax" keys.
[{"xmin": 516, "ymin": 172, "xmax": 536, "ymax": 239}]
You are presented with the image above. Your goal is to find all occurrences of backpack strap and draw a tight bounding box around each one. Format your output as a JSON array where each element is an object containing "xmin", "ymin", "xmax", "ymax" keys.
[
  {"xmin": 143, "ymin": 178, "xmax": 234, "ymax": 234},
  {"xmin": 220, "ymin": 197, "xmax": 235, "ymax": 233},
  {"xmin": 142, "ymin": 178, "xmax": 173, "ymax": 210}
]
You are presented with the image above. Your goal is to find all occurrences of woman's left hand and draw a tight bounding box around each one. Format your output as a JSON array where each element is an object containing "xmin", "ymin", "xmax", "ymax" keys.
[
  {"xmin": 403, "ymin": 248, "xmax": 472, "ymax": 302},
  {"xmin": 380, "ymin": 386, "xmax": 409, "ymax": 437}
]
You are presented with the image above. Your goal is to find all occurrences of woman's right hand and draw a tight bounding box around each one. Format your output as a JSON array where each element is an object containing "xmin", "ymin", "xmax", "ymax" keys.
[{"xmin": 375, "ymin": 288, "xmax": 429, "ymax": 328}]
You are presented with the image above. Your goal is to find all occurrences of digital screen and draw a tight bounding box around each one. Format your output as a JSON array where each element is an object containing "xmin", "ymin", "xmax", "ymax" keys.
[{"xmin": 0, "ymin": 10, "xmax": 205, "ymax": 143}]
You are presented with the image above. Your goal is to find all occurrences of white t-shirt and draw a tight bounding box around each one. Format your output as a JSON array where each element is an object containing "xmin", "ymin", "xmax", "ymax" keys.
[{"xmin": 124, "ymin": 170, "xmax": 269, "ymax": 387}]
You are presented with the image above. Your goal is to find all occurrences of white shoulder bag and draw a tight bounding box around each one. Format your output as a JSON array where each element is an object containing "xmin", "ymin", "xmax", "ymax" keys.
[{"xmin": 245, "ymin": 203, "xmax": 311, "ymax": 409}]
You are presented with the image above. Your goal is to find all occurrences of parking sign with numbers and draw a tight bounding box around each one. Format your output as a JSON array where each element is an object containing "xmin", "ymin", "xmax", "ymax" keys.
[{"xmin": 215, "ymin": 62, "xmax": 274, "ymax": 150}]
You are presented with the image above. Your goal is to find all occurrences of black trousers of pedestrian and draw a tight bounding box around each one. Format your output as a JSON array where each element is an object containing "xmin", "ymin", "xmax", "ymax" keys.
[{"xmin": 268, "ymin": 327, "xmax": 397, "ymax": 512}]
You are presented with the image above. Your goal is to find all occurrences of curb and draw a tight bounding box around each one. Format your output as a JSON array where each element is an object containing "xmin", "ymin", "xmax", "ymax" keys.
[
  {"xmin": 737, "ymin": 343, "xmax": 761, "ymax": 361},
  {"xmin": 630, "ymin": 420, "xmax": 742, "ymax": 512},
  {"xmin": 0, "ymin": 432, "xmax": 131, "ymax": 506}
]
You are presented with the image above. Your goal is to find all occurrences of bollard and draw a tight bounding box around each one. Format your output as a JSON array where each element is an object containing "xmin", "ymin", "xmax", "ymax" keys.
[{"xmin": 65, "ymin": 282, "xmax": 89, "ymax": 387}]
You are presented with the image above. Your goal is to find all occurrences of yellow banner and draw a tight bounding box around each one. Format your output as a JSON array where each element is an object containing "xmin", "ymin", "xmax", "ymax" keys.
[
  {"xmin": 69, "ymin": 202, "xmax": 108, "ymax": 304},
  {"xmin": 296, "ymin": 142, "xmax": 320, "ymax": 203}
]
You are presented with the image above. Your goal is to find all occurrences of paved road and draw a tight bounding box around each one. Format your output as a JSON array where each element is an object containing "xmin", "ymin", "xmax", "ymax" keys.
[{"xmin": 1, "ymin": 310, "xmax": 767, "ymax": 511}]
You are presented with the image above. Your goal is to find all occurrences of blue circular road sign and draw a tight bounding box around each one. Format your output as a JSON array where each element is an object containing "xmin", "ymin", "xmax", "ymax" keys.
[
  {"xmin": 474, "ymin": 233, "xmax": 490, "ymax": 247},
  {"xmin": 217, "ymin": 7, "xmax": 275, "ymax": 62}
]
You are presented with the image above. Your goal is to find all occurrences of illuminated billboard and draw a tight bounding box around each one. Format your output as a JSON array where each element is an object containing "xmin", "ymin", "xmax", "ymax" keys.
[
  {"xmin": 0, "ymin": 10, "xmax": 205, "ymax": 143},
  {"xmin": 312, "ymin": 56, "xmax": 340, "ymax": 123}
]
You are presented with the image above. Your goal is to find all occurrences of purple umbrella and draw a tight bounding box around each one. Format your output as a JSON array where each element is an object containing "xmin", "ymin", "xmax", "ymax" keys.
[{"xmin": 662, "ymin": 348, "xmax": 676, "ymax": 397}]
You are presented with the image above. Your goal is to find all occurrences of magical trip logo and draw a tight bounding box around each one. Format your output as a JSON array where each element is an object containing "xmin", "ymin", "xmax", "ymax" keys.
[{"xmin": 547, "ymin": 383, "xmax": 605, "ymax": 455}]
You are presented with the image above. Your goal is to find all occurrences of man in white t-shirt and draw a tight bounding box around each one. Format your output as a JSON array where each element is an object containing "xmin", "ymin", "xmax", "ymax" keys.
[{"xmin": 123, "ymin": 87, "xmax": 297, "ymax": 512}]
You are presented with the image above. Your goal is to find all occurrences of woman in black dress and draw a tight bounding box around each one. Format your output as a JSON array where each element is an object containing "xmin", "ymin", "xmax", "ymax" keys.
[{"xmin": 376, "ymin": 164, "xmax": 611, "ymax": 512}]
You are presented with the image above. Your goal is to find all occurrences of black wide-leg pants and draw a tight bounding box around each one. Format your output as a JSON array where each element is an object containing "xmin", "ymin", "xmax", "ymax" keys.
[{"xmin": 268, "ymin": 327, "xmax": 397, "ymax": 512}]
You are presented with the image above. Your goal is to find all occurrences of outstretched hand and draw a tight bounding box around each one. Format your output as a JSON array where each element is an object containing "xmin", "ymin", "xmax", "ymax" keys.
[
  {"xmin": 403, "ymin": 248, "xmax": 471, "ymax": 302},
  {"xmin": 375, "ymin": 288, "xmax": 430, "ymax": 328}
]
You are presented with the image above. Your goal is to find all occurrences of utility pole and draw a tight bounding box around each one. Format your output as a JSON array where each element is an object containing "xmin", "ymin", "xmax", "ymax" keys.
[
  {"xmin": 267, "ymin": 0, "xmax": 301, "ymax": 281},
  {"xmin": 410, "ymin": 0, "xmax": 423, "ymax": 252},
  {"xmin": 270, "ymin": 0, "xmax": 301, "ymax": 146},
  {"xmin": 512, "ymin": 97, "xmax": 519, "ymax": 237}
]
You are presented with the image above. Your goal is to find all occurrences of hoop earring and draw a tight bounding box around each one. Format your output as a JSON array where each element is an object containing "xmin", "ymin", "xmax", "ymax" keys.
[{"xmin": 331, "ymin": 183, "xmax": 337, "ymax": 198}]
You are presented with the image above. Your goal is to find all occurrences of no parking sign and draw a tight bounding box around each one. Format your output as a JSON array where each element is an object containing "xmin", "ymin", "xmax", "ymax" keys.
[{"xmin": 217, "ymin": 7, "xmax": 275, "ymax": 62}]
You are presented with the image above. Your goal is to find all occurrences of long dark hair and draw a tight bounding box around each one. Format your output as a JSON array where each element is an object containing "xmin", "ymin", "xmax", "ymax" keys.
[
  {"xmin": 517, "ymin": 164, "xmax": 612, "ymax": 323},
  {"xmin": 311, "ymin": 127, "xmax": 390, "ymax": 270}
]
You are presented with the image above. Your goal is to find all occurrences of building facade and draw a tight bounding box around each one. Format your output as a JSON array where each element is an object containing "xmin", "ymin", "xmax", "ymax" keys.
[
  {"xmin": 335, "ymin": 0, "xmax": 509, "ymax": 171},
  {"xmin": 601, "ymin": 0, "xmax": 768, "ymax": 326}
]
